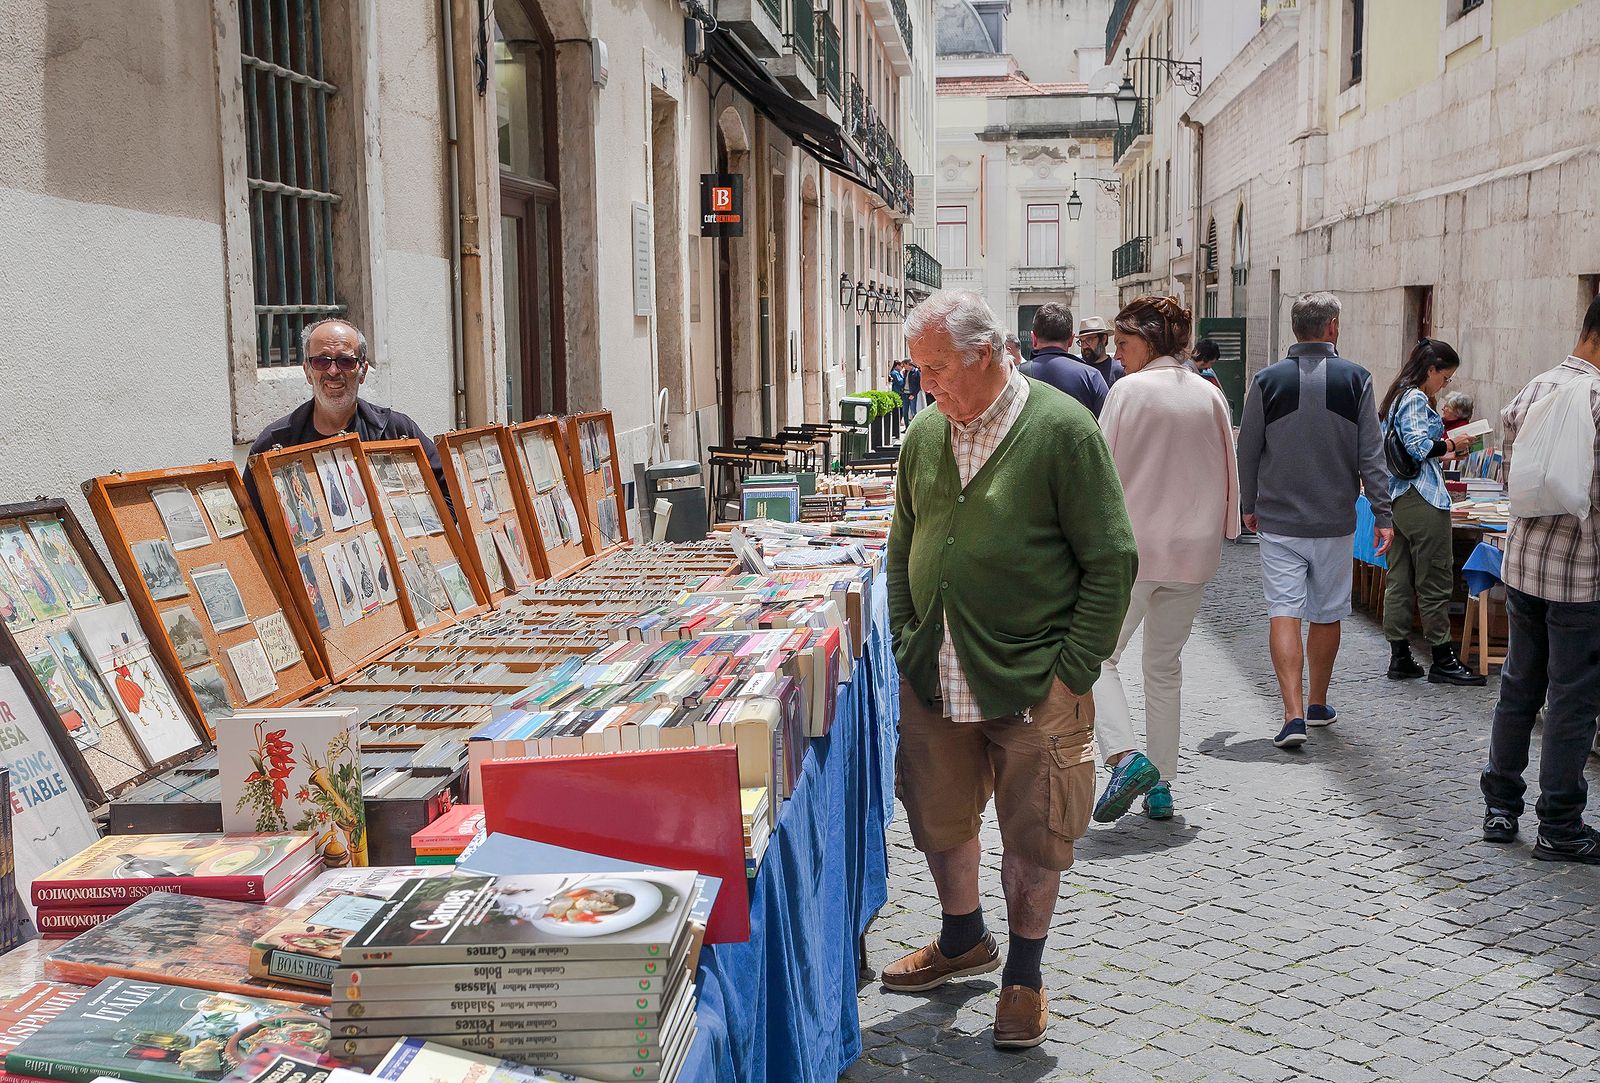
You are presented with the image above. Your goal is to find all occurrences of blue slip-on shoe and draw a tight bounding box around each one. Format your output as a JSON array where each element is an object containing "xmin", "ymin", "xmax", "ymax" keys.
[
  {"xmin": 1144, "ymin": 781, "xmax": 1173, "ymax": 820},
  {"xmin": 1306, "ymin": 704, "xmax": 1337, "ymax": 727},
  {"xmin": 1274, "ymin": 719, "xmax": 1308, "ymax": 749},
  {"xmin": 1092, "ymin": 752, "xmax": 1161, "ymax": 823}
]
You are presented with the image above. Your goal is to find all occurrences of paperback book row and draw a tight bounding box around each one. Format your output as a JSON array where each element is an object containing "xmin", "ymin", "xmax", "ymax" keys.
[{"xmin": 1, "ymin": 830, "xmax": 715, "ymax": 1082}]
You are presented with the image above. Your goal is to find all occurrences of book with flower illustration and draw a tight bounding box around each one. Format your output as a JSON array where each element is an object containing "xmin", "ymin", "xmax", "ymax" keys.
[
  {"xmin": 248, "ymin": 866, "xmax": 456, "ymax": 991},
  {"xmin": 31, "ymin": 833, "xmax": 318, "ymax": 908},
  {"xmin": 44, "ymin": 893, "xmax": 330, "ymax": 1008},
  {"xmin": 4, "ymin": 977, "xmax": 331, "ymax": 1083},
  {"xmin": 217, "ymin": 709, "xmax": 366, "ymax": 868}
]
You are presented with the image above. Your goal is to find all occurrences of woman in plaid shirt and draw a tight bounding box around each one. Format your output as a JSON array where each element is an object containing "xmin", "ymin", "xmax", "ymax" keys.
[{"xmin": 1378, "ymin": 338, "xmax": 1482, "ymax": 684}]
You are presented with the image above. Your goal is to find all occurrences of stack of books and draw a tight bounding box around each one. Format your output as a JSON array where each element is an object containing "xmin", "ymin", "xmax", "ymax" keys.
[
  {"xmin": 332, "ymin": 871, "xmax": 700, "ymax": 1081},
  {"xmin": 248, "ymin": 865, "xmax": 458, "ymax": 991},
  {"xmin": 29, "ymin": 832, "xmax": 320, "ymax": 939},
  {"xmin": 740, "ymin": 787, "xmax": 770, "ymax": 880},
  {"xmin": 409, "ymin": 805, "xmax": 485, "ymax": 864}
]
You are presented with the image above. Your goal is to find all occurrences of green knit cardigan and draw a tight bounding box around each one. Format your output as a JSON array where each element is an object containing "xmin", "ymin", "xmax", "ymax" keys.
[{"xmin": 888, "ymin": 378, "xmax": 1138, "ymax": 717}]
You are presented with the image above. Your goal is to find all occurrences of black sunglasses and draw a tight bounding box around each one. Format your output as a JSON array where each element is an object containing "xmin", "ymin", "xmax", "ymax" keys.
[{"xmin": 307, "ymin": 354, "xmax": 362, "ymax": 372}]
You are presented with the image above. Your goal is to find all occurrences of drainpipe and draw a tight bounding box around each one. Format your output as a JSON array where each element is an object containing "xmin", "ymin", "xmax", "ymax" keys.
[
  {"xmin": 1181, "ymin": 114, "xmax": 1203, "ymax": 311},
  {"xmin": 441, "ymin": 0, "xmax": 468, "ymax": 426}
]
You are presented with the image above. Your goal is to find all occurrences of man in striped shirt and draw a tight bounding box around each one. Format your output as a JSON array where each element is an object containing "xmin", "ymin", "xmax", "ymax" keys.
[{"xmin": 1481, "ymin": 295, "xmax": 1600, "ymax": 862}]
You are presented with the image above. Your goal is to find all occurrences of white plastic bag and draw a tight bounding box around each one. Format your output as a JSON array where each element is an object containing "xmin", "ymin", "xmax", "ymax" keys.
[{"xmin": 1508, "ymin": 376, "xmax": 1598, "ymax": 519}]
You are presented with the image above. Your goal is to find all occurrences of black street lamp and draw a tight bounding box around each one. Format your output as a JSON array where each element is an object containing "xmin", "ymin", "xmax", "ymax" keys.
[
  {"xmin": 1120, "ymin": 47, "xmax": 1203, "ymax": 103},
  {"xmin": 1114, "ymin": 73, "xmax": 1138, "ymax": 126},
  {"xmin": 854, "ymin": 281, "xmax": 871, "ymax": 312},
  {"xmin": 838, "ymin": 272, "xmax": 854, "ymax": 309},
  {"xmin": 1066, "ymin": 187, "xmax": 1083, "ymax": 221}
]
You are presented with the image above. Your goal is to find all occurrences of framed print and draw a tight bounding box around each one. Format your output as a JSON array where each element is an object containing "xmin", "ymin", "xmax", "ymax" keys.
[
  {"xmin": 0, "ymin": 525, "xmax": 69, "ymax": 621},
  {"xmin": 196, "ymin": 483, "xmax": 247, "ymax": 539},
  {"xmin": 225, "ymin": 638, "xmax": 278, "ymax": 704},
  {"xmin": 26, "ymin": 519, "xmax": 101, "ymax": 610},
  {"xmin": 159, "ymin": 606, "xmax": 211, "ymax": 669},
  {"xmin": 254, "ymin": 611, "xmax": 302, "ymax": 672},
  {"xmin": 314, "ymin": 450, "xmax": 355, "ymax": 532}
]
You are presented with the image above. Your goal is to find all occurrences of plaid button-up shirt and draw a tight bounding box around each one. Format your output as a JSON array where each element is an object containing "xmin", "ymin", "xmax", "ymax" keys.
[
  {"xmin": 938, "ymin": 367, "xmax": 1028, "ymax": 723},
  {"xmin": 1502, "ymin": 356, "xmax": 1600, "ymax": 603}
]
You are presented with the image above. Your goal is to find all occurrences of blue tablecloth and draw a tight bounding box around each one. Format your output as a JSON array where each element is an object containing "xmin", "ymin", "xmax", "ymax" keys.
[
  {"xmin": 680, "ymin": 578, "xmax": 898, "ymax": 1082},
  {"xmin": 1353, "ymin": 494, "xmax": 1387, "ymax": 568},
  {"xmin": 1462, "ymin": 541, "xmax": 1503, "ymax": 598}
]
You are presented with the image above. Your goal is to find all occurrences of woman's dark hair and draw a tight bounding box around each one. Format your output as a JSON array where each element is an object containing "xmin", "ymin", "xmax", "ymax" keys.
[
  {"xmin": 1583, "ymin": 295, "xmax": 1600, "ymax": 344},
  {"xmin": 1114, "ymin": 295, "xmax": 1193, "ymax": 360},
  {"xmin": 1192, "ymin": 338, "xmax": 1221, "ymax": 363},
  {"xmin": 1379, "ymin": 337, "xmax": 1461, "ymax": 419}
]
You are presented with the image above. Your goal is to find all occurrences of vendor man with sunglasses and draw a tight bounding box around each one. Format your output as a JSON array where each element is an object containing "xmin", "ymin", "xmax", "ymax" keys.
[{"xmin": 244, "ymin": 318, "xmax": 449, "ymax": 518}]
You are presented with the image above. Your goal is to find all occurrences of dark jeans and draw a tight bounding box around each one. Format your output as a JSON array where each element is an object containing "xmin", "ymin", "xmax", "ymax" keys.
[{"xmin": 1480, "ymin": 586, "xmax": 1600, "ymax": 836}]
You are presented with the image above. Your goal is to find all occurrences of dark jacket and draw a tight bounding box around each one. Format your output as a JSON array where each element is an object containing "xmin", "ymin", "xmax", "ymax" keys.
[
  {"xmin": 1085, "ymin": 355, "xmax": 1126, "ymax": 387},
  {"xmin": 905, "ymin": 367, "xmax": 922, "ymax": 397},
  {"xmin": 1020, "ymin": 346, "xmax": 1109, "ymax": 416},
  {"xmin": 245, "ymin": 397, "xmax": 450, "ymax": 522},
  {"xmin": 1236, "ymin": 341, "xmax": 1392, "ymax": 537}
]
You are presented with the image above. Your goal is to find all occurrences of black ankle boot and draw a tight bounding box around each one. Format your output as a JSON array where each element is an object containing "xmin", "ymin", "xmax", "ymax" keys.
[
  {"xmin": 1388, "ymin": 640, "xmax": 1424, "ymax": 680},
  {"xmin": 1429, "ymin": 643, "xmax": 1487, "ymax": 686}
]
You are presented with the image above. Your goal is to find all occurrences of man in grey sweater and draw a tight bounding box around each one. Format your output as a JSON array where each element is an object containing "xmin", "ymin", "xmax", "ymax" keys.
[{"xmin": 1237, "ymin": 292, "xmax": 1394, "ymax": 750}]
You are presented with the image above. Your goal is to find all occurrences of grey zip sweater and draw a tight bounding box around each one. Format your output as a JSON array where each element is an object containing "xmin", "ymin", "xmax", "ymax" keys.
[{"xmin": 1236, "ymin": 341, "xmax": 1393, "ymax": 537}]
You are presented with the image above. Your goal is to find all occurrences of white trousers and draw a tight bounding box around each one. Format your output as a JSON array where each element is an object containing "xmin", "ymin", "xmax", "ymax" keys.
[{"xmin": 1092, "ymin": 580, "xmax": 1208, "ymax": 781}]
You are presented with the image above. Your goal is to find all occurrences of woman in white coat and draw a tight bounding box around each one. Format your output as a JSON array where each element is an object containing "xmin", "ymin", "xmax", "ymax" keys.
[{"xmin": 1091, "ymin": 295, "xmax": 1240, "ymax": 823}]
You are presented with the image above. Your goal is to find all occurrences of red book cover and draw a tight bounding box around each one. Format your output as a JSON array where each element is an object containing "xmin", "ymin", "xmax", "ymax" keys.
[
  {"xmin": 480, "ymin": 746, "xmax": 751, "ymax": 944},
  {"xmin": 31, "ymin": 833, "xmax": 319, "ymax": 907},
  {"xmin": 409, "ymin": 805, "xmax": 484, "ymax": 855},
  {"xmin": 34, "ymin": 908, "xmax": 122, "ymax": 937},
  {"xmin": 0, "ymin": 982, "xmax": 88, "ymax": 1059}
]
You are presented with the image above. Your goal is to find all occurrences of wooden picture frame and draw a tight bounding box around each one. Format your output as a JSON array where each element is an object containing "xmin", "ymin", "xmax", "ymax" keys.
[
  {"xmin": 506, "ymin": 417, "xmax": 596, "ymax": 577},
  {"xmin": 249, "ymin": 434, "xmax": 417, "ymax": 683},
  {"xmin": 363, "ymin": 438, "xmax": 489, "ymax": 632},
  {"xmin": 85, "ymin": 463, "xmax": 327, "ymax": 732},
  {"xmin": 436, "ymin": 425, "xmax": 544, "ymax": 603},
  {"xmin": 0, "ymin": 498, "xmax": 197, "ymax": 805},
  {"xmin": 562, "ymin": 410, "xmax": 630, "ymax": 553}
]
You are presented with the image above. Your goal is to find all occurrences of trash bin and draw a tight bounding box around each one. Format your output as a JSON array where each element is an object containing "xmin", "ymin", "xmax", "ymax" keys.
[{"xmin": 635, "ymin": 460, "xmax": 708, "ymax": 542}]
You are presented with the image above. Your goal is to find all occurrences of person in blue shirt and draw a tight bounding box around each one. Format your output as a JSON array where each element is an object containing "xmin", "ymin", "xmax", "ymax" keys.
[
  {"xmin": 1378, "ymin": 337, "xmax": 1482, "ymax": 685},
  {"xmin": 1075, "ymin": 315, "xmax": 1124, "ymax": 388},
  {"xmin": 1018, "ymin": 303, "xmax": 1107, "ymax": 415},
  {"xmin": 889, "ymin": 361, "xmax": 909, "ymax": 425},
  {"xmin": 904, "ymin": 358, "xmax": 923, "ymax": 417}
]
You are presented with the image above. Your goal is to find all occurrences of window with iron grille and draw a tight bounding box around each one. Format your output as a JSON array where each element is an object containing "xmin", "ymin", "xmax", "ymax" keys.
[{"xmin": 240, "ymin": 0, "xmax": 344, "ymax": 367}]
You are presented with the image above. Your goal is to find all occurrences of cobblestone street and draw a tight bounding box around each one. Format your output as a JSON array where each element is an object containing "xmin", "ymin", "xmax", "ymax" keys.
[{"xmin": 849, "ymin": 543, "xmax": 1600, "ymax": 1083}]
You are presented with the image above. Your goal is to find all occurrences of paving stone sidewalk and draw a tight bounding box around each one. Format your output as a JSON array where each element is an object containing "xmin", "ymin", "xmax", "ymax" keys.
[{"xmin": 847, "ymin": 544, "xmax": 1600, "ymax": 1083}]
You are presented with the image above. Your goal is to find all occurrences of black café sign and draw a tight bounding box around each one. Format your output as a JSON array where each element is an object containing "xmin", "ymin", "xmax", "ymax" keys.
[{"xmin": 700, "ymin": 174, "xmax": 743, "ymax": 237}]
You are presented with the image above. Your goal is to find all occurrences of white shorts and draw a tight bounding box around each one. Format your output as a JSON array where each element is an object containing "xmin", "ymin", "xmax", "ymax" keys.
[{"xmin": 1258, "ymin": 531, "xmax": 1355, "ymax": 624}]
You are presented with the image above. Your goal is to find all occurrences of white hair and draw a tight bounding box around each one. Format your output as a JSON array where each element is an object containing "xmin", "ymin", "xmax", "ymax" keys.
[
  {"xmin": 301, "ymin": 317, "xmax": 370, "ymax": 363},
  {"xmin": 904, "ymin": 289, "xmax": 1005, "ymax": 366}
]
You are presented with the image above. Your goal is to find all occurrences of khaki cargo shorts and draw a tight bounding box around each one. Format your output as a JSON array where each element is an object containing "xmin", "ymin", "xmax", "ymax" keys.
[{"xmin": 895, "ymin": 676, "xmax": 1096, "ymax": 872}]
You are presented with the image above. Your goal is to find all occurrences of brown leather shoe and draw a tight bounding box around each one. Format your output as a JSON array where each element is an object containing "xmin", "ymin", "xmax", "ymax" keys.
[
  {"xmin": 992, "ymin": 984, "xmax": 1048, "ymax": 1048},
  {"xmin": 880, "ymin": 932, "xmax": 1000, "ymax": 992}
]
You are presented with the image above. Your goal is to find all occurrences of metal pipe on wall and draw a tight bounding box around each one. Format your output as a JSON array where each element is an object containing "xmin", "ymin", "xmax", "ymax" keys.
[{"xmin": 440, "ymin": 0, "xmax": 468, "ymax": 426}]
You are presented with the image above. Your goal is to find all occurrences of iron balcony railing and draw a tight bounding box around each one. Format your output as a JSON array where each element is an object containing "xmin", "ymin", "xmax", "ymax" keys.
[
  {"xmin": 905, "ymin": 244, "xmax": 942, "ymax": 290},
  {"xmin": 889, "ymin": 0, "xmax": 914, "ymax": 53},
  {"xmin": 758, "ymin": 0, "xmax": 781, "ymax": 26},
  {"xmin": 1113, "ymin": 237, "xmax": 1149, "ymax": 279},
  {"xmin": 821, "ymin": 17, "xmax": 841, "ymax": 103},
  {"xmin": 1113, "ymin": 97, "xmax": 1148, "ymax": 162},
  {"xmin": 789, "ymin": 0, "xmax": 816, "ymax": 73},
  {"xmin": 845, "ymin": 72, "xmax": 913, "ymax": 215}
]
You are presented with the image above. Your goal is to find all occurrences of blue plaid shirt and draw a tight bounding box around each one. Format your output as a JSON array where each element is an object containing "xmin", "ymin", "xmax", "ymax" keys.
[{"xmin": 1388, "ymin": 388, "xmax": 1450, "ymax": 510}]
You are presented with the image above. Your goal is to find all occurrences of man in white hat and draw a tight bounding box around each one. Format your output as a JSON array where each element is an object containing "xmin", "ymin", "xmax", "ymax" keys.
[{"xmin": 1076, "ymin": 315, "xmax": 1123, "ymax": 388}]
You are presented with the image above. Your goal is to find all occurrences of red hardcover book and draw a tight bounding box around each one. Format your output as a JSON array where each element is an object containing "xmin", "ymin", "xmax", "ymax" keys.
[
  {"xmin": 33, "ymin": 908, "xmax": 121, "ymax": 938},
  {"xmin": 31, "ymin": 833, "xmax": 319, "ymax": 907},
  {"xmin": 480, "ymin": 745, "xmax": 751, "ymax": 944}
]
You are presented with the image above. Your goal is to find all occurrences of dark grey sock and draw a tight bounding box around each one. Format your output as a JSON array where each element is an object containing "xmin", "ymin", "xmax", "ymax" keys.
[
  {"xmin": 1002, "ymin": 933, "xmax": 1047, "ymax": 991},
  {"xmin": 938, "ymin": 907, "xmax": 986, "ymax": 959}
]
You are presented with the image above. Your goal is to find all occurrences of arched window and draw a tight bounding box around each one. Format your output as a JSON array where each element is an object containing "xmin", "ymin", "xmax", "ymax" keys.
[{"xmin": 496, "ymin": 2, "xmax": 566, "ymax": 421}]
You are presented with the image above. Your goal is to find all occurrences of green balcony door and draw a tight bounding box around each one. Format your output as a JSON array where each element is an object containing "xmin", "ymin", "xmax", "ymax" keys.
[{"xmin": 1197, "ymin": 317, "xmax": 1246, "ymax": 420}]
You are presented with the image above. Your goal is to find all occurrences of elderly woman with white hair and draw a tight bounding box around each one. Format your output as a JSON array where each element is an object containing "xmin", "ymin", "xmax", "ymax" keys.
[{"xmin": 883, "ymin": 288, "xmax": 1137, "ymax": 1049}]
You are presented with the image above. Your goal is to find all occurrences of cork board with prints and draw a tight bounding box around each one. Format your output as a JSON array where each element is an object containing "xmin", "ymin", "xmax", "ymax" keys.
[
  {"xmin": 248, "ymin": 434, "xmax": 415, "ymax": 682},
  {"xmin": 507, "ymin": 417, "xmax": 596, "ymax": 577},
  {"xmin": 562, "ymin": 410, "xmax": 630, "ymax": 553},
  {"xmin": 364, "ymin": 437, "xmax": 488, "ymax": 632},
  {"xmin": 436, "ymin": 424, "xmax": 544, "ymax": 604},
  {"xmin": 84, "ymin": 464, "xmax": 326, "ymax": 733},
  {"xmin": 0, "ymin": 498, "xmax": 195, "ymax": 805}
]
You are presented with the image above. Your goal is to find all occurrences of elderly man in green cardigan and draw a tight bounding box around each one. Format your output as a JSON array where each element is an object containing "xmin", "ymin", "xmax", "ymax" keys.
[{"xmin": 883, "ymin": 289, "xmax": 1138, "ymax": 1049}]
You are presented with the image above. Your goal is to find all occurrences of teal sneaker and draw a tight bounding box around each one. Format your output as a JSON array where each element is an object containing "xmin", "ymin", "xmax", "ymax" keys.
[
  {"xmin": 1144, "ymin": 782, "xmax": 1173, "ymax": 820},
  {"xmin": 1092, "ymin": 752, "xmax": 1160, "ymax": 823}
]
